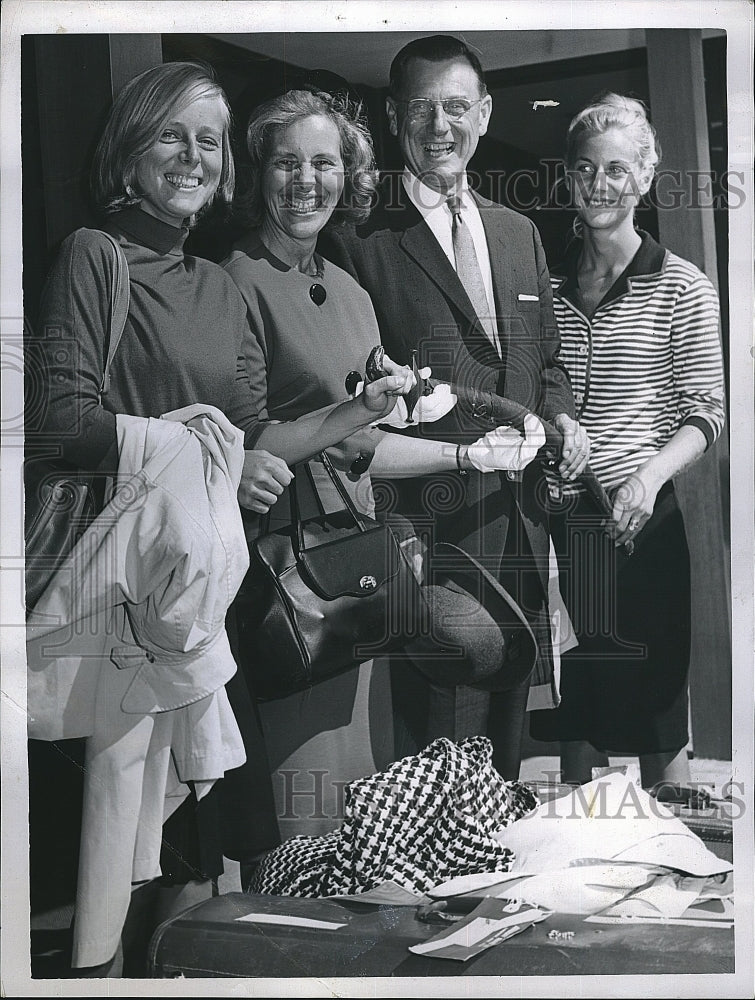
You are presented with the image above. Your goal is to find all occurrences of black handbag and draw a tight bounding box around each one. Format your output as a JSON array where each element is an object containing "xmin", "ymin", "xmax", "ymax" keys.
[
  {"xmin": 235, "ymin": 452, "xmax": 426, "ymax": 701},
  {"xmin": 24, "ymin": 232, "xmax": 130, "ymax": 614}
]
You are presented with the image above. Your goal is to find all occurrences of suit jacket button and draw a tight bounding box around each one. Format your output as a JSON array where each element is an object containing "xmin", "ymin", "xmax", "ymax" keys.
[{"xmin": 506, "ymin": 470, "xmax": 517, "ymax": 481}]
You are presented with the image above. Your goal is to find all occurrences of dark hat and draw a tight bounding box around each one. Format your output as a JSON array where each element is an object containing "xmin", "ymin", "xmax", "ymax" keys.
[{"xmin": 404, "ymin": 542, "xmax": 537, "ymax": 691}]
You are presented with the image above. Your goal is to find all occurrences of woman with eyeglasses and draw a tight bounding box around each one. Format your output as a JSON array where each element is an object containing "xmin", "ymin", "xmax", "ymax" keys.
[
  {"xmin": 223, "ymin": 87, "xmax": 545, "ymax": 838},
  {"xmin": 529, "ymin": 93, "xmax": 726, "ymax": 789}
]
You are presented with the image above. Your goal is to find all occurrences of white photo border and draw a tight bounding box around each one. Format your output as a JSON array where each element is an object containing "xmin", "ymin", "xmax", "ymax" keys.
[{"xmin": 1, "ymin": 1, "xmax": 752, "ymax": 997}]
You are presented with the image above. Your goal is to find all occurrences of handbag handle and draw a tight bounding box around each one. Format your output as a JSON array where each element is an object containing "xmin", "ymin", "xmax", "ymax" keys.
[
  {"xmin": 319, "ymin": 451, "xmax": 368, "ymax": 531},
  {"xmin": 289, "ymin": 451, "xmax": 368, "ymax": 557},
  {"xmin": 97, "ymin": 231, "xmax": 131, "ymax": 402}
]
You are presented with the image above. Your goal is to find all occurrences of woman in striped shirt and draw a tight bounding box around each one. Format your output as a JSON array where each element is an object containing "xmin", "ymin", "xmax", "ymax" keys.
[{"xmin": 530, "ymin": 93, "xmax": 726, "ymax": 788}]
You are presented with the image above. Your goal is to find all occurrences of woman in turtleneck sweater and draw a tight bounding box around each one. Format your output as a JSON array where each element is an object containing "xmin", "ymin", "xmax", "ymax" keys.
[{"xmin": 25, "ymin": 60, "xmax": 414, "ymax": 976}]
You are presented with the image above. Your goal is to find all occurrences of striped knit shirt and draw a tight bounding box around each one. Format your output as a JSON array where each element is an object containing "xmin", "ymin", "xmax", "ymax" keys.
[{"xmin": 550, "ymin": 230, "xmax": 726, "ymax": 493}]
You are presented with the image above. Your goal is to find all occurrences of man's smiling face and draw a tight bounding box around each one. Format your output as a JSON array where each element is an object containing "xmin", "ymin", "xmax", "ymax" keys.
[{"xmin": 386, "ymin": 56, "xmax": 492, "ymax": 195}]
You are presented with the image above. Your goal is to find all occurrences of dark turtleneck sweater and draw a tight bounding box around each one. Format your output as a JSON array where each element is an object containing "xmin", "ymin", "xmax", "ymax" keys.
[{"xmin": 28, "ymin": 206, "xmax": 258, "ymax": 473}]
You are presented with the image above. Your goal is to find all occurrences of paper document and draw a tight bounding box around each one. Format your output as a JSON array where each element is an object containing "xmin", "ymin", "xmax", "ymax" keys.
[
  {"xmin": 408, "ymin": 898, "xmax": 549, "ymax": 961},
  {"xmin": 328, "ymin": 880, "xmax": 427, "ymax": 906},
  {"xmin": 496, "ymin": 772, "xmax": 732, "ymax": 877},
  {"xmin": 429, "ymin": 863, "xmax": 667, "ymax": 915},
  {"xmin": 586, "ymin": 872, "xmax": 734, "ymax": 927},
  {"xmin": 585, "ymin": 898, "xmax": 734, "ymax": 929},
  {"xmin": 235, "ymin": 913, "xmax": 347, "ymax": 930}
]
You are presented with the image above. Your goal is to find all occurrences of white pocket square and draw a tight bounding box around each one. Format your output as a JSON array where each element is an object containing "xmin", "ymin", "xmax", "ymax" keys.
[{"xmin": 518, "ymin": 293, "xmax": 539, "ymax": 302}]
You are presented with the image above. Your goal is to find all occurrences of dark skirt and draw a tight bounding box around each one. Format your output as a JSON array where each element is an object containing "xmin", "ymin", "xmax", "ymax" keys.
[
  {"xmin": 530, "ymin": 483, "xmax": 691, "ymax": 755},
  {"xmin": 159, "ymin": 604, "xmax": 282, "ymax": 884}
]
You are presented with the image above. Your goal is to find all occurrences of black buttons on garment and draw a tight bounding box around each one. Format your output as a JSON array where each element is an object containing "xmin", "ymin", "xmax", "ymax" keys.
[{"xmin": 309, "ymin": 283, "xmax": 327, "ymax": 306}]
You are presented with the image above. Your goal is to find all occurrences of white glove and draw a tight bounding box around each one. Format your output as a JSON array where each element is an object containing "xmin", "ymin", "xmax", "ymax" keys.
[
  {"xmin": 353, "ymin": 367, "xmax": 458, "ymax": 429},
  {"xmin": 465, "ymin": 413, "xmax": 546, "ymax": 472},
  {"xmin": 375, "ymin": 381, "xmax": 458, "ymax": 429}
]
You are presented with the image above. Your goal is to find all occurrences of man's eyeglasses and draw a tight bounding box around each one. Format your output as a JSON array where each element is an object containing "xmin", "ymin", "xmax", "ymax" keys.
[{"xmin": 397, "ymin": 98, "xmax": 483, "ymax": 122}]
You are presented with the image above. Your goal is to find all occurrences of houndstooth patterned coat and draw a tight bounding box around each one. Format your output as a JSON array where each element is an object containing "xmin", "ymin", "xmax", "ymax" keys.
[{"xmin": 252, "ymin": 736, "xmax": 538, "ymax": 897}]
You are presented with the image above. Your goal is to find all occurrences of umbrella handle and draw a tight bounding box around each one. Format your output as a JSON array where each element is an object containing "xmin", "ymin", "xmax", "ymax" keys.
[{"xmin": 362, "ymin": 346, "xmax": 633, "ymax": 556}]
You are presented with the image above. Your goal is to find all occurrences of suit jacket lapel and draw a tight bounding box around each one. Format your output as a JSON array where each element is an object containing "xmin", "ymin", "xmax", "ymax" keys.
[
  {"xmin": 395, "ymin": 190, "xmax": 483, "ymax": 334},
  {"xmin": 475, "ymin": 195, "xmax": 514, "ymax": 335},
  {"xmin": 475, "ymin": 193, "xmax": 518, "ymax": 380}
]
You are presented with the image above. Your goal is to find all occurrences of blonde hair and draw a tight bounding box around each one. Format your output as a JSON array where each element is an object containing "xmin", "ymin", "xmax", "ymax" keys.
[
  {"xmin": 237, "ymin": 88, "xmax": 378, "ymax": 228},
  {"xmin": 91, "ymin": 61, "xmax": 234, "ymax": 220},
  {"xmin": 566, "ymin": 91, "xmax": 661, "ymax": 173}
]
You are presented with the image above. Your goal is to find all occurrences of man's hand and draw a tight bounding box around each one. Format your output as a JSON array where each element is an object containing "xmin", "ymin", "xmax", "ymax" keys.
[
  {"xmin": 553, "ymin": 413, "xmax": 590, "ymax": 480},
  {"xmin": 463, "ymin": 413, "xmax": 546, "ymax": 473},
  {"xmin": 238, "ymin": 450, "xmax": 293, "ymax": 513}
]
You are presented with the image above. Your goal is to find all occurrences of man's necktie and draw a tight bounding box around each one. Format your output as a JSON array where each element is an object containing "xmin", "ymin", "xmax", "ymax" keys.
[{"xmin": 447, "ymin": 195, "xmax": 500, "ymax": 356}]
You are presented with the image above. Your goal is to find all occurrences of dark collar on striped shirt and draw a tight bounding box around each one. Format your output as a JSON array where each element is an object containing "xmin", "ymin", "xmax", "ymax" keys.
[{"xmin": 552, "ymin": 229, "xmax": 667, "ymax": 311}]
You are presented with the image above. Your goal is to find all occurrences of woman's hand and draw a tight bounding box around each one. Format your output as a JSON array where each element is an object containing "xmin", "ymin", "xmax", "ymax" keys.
[
  {"xmin": 553, "ymin": 413, "xmax": 590, "ymax": 480},
  {"xmin": 238, "ymin": 449, "xmax": 293, "ymax": 513},
  {"xmin": 324, "ymin": 426, "xmax": 383, "ymax": 472},
  {"xmin": 359, "ymin": 353, "xmax": 416, "ymax": 419},
  {"xmin": 610, "ymin": 463, "xmax": 665, "ymax": 547}
]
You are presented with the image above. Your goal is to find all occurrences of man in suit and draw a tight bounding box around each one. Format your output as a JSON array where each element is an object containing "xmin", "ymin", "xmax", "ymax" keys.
[{"xmin": 323, "ymin": 34, "xmax": 588, "ymax": 778}]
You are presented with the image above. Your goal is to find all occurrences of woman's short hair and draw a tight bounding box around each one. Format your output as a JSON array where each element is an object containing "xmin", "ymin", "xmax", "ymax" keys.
[
  {"xmin": 565, "ymin": 91, "xmax": 661, "ymax": 174},
  {"xmin": 91, "ymin": 61, "xmax": 234, "ymax": 219},
  {"xmin": 238, "ymin": 88, "xmax": 378, "ymax": 229}
]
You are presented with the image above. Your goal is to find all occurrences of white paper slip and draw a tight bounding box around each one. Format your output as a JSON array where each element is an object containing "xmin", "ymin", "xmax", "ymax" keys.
[
  {"xmin": 328, "ymin": 880, "xmax": 426, "ymax": 906},
  {"xmin": 235, "ymin": 913, "xmax": 346, "ymax": 930},
  {"xmin": 619, "ymin": 872, "xmax": 706, "ymax": 919},
  {"xmin": 517, "ymin": 293, "xmax": 539, "ymax": 301},
  {"xmin": 585, "ymin": 915, "xmax": 733, "ymax": 929},
  {"xmin": 409, "ymin": 898, "xmax": 549, "ymax": 961},
  {"xmin": 428, "ymin": 870, "xmax": 521, "ymax": 898},
  {"xmin": 586, "ymin": 892, "xmax": 735, "ymax": 928}
]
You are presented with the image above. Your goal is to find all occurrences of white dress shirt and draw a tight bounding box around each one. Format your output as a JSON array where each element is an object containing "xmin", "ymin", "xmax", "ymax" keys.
[{"xmin": 402, "ymin": 168, "xmax": 497, "ymax": 326}]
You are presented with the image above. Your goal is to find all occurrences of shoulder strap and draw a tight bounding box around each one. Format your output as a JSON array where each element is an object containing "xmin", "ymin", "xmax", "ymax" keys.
[{"xmin": 96, "ymin": 231, "xmax": 130, "ymax": 401}]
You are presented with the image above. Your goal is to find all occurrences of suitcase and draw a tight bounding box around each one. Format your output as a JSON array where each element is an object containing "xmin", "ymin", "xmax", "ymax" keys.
[
  {"xmin": 148, "ymin": 777, "xmax": 736, "ymax": 979},
  {"xmin": 147, "ymin": 890, "xmax": 734, "ymax": 979}
]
